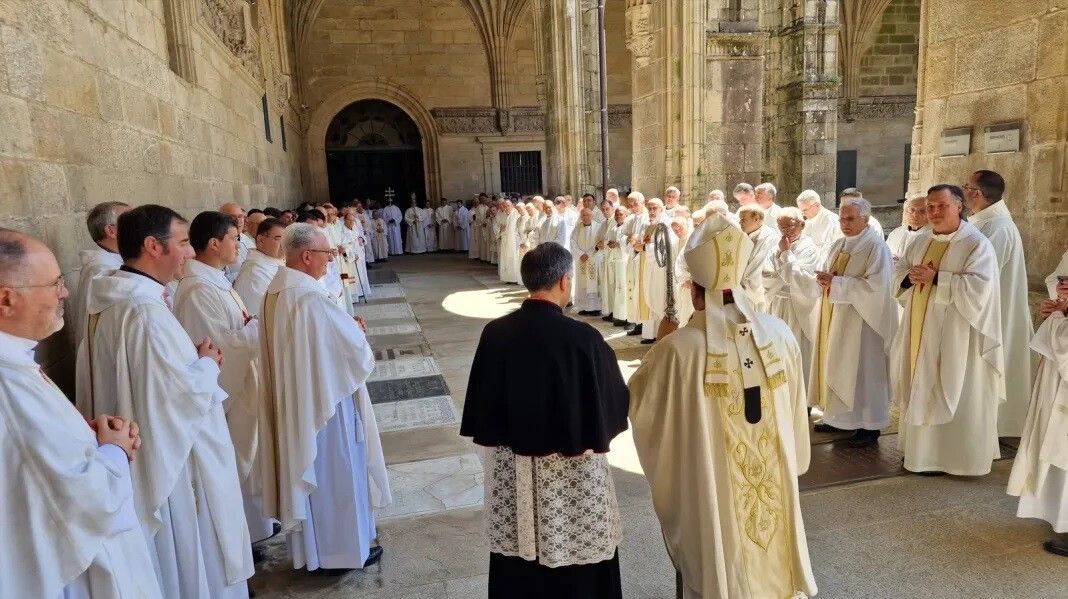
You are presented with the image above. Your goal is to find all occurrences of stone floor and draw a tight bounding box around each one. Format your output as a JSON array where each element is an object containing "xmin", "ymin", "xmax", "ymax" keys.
[{"xmin": 252, "ymin": 252, "xmax": 1067, "ymax": 598}]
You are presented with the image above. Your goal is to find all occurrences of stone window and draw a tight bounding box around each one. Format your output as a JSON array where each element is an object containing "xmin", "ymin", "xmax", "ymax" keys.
[
  {"xmin": 262, "ymin": 94, "xmax": 272, "ymax": 143},
  {"xmin": 162, "ymin": 0, "xmax": 197, "ymax": 81},
  {"xmin": 499, "ymin": 151, "xmax": 543, "ymax": 195}
]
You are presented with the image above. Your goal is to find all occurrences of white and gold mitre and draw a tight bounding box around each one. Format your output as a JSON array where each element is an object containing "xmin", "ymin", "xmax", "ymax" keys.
[{"xmin": 683, "ymin": 212, "xmax": 753, "ymax": 291}]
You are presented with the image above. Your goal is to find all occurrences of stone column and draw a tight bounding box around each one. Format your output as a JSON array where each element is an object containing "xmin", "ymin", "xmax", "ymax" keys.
[
  {"xmin": 625, "ymin": 0, "xmax": 664, "ymax": 194},
  {"xmin": 533, "ymin": 0, "xmax": 591, "ymax": 195},
  {"xmin": 764, "ymin": 0, "xmax": 841, "ymax": 203}
]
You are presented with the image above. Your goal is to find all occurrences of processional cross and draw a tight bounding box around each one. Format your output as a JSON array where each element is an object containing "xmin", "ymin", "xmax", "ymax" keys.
[{"xmin": 384, "ymin": 187, "xmax": 395, "ymax": 202}]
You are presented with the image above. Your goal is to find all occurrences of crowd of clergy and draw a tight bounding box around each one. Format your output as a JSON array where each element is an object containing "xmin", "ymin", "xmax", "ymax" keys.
[
  {"xmin": 2, "ymin": 165, "xmax": 1067, "ymax": 598},
  {"xmin": 459, "ymin": 169, "xmax": 1068, "ymax": 597},
  {"xmin": 2, "ymin": 197, "xmax": 397, "ymax": 598}
]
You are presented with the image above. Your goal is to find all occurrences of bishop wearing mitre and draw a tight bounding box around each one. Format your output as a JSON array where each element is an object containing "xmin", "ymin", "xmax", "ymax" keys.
[
  {"xmin": 259, "ymin": 223, "xmax": 391, "ymax": 573},
  {"xmin": 891, "ymin": 185, "xmax": 1004, "ymax": 476},
  {"xmin": 805, "ymin": 198, "xmax": 899, "ymax": 447},
  {"xmin": 1008, "ymin": 277, "xmax": 1068, "ymax": 556},
  {"xmin": 1, "ymin": 229, "xmax": 161, "ymax": 599},
  {"xmin": 173, "ymin": 211, "xmax": 272, "ymax": 544},
  {"xmin": 76, "ymin": 205, "xmax": 253, "ymax": 598},
  {"xmin": 629, "ymin": 213, "xmax": 816, "ymax": 599}
]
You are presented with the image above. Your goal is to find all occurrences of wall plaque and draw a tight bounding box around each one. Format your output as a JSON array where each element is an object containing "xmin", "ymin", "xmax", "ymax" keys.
[
  {"xmin": 984, "ymin": 122, "xmax": 1022, "ymax": 154},
  {"xmin": 939, "ymin": 127, "xmax": 971, "ymax": 157}
]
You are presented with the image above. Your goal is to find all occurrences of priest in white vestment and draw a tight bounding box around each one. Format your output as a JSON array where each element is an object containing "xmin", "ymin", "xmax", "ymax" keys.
[
  {"xmin": 796, "ymin": 189, "xmax": 843, "ymax": 260},
  {"xmin": 805, "ymin": 198, "xmax": 899, "ymax": 447},
  {"xmin": 455, "ymin": 200, "xmax": 471, "ymax": 253},
  {"xmin": 965, "ymin": 170, "xmax": 1034, "ymax": 436},
  {"xmin": 420, "ymin": 203, "xmax": 437, "ymax": 252},
  {"xmin": 76, "ymin": 205, "xmax": 253, "ymax": 598},
  {"xmin": 498, "ymin": 201, "xmax": 521, "ymax": 283},
  {"xmin": 382, "ymin": 201, "xmax": 404, "ymax": 255},
  {"xmin": 372, "ymin": 209, "xmax": 390, "ymax": 260},
  {"xmin": 218, "ymin": 203, "xmax": 248, "ymax": 283},
  {"xmin": 299, "ymin": 211, "xmax": 349, "ymax": 314},
  {"xmin": 624, "ymin": 193, "xmax": 650, "ymax": 333},
  {"xmin": 606, "ymin": 207, "xmax": 631, "ymax": 327},
  {"xmin": 0, "ymin": 229, "xmax": 161, "ymax": 599},
  {"xmin": 629, "ymin": 214, "xmax": 817, "ymax": 599},
  {"xmin": 71, "ymin": 201, "xmax": 129, "ymax": 351},
  {"xmin": 886, "ymin": 195, "xmax": 928, "ymax": 262},
  {"xmin": 595, "ymin": 199, "xmax": 619, "ymax": 321},
  {"xmin": 891, "ymin": 185, "xmax": 1004, "ymax": 476},
  {"xmin": 173, "ymin": 211, "xmax": 273, "ymax": 544},
  {"xmin": 471, "ymin": 200, "xmax": 487, "ymax": 260},
  {"xmin": 755, "ymin": 182, "xmax": 783, "ymax": 231},
  {"xmin": 259, "ymin": 223, "xmax": 391, "ymax": 573},
  {"xmin": 341, "ymin": 207, "xmax": 372, "ymax": 300},
  {"xmin": 738, "ymin": 205, "xmax": 780, "ymax": 310},
  {"xmin": 571, "ymin": 208, "xmax": 602, "ymax": 315},
  {"xmin": 636, "ymin": 199, "xmax": 669, "ymax": 343},
  {"xmin": 766, "ymin": 207, "xmax": 822, "ymax": 386},
  {"xmin": 436, "ymin": 201, "xmax": 455, "ymax": 251},
  {"xmin": 1008, "ymin": 280, "xmax": 1068, "ymax": 556},
  {"xmin": 235, "ymin": 217, "xmax": 284, "ymax": 317}
]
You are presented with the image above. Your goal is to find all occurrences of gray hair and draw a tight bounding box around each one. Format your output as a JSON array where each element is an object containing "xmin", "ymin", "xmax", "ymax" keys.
[
  {"xmin": 840, "ymin": 196, "xmax": 872, "ymax": 217},
  {"xmin": 520, "ymin": 242, "xmax": 574, "ymax": 292},
  {"xmin": 795, "ymin": 189, "xmax": 822, "ymax": 207},
  {"xmin": 705, "ymin": 199, "xmax": 730, "ymax": 215},
  {"xmin": 778, "ymin": 206, "xmax": 805, "ymax": 222},
  {"xmin": 86, "ymin": 201, "xmax": 130, "ymax": 242},
  {"xmin": 707, "ymin": 189, "xmax": 725, "ymax": 202},
  {"xmin": 282, "ymin": 223, "xmax": 322, "ymax": 254},
  {"xmin": 755, "ymin": 182, "xmax": 777, "ymax": 199},
  {"xmin": 733, "ymin": 183, "xmax": 754, "ymax": 194},
  {"xmin": 665, "ymin": 186, "xmax": 681, "ymax": 197},
  {"xmin": 627, "ymin": 191, "xmax": 645, "ymax": 204},
  {"xmin": 737, "ymin": 204, "xmax": 766, "ymax": 219}
]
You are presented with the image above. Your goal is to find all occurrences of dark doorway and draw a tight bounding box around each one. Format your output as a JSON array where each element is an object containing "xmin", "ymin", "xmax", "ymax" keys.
[
  {"xmin": 325, "ymin": 99, "xmax": 426, "ymax": 215},
  {"xmin": 835, "ymin": 149, "xmax": 858, "ymax": 207}
]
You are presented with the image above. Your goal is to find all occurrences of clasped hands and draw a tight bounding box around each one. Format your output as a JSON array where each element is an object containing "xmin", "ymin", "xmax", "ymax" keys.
[
  {"xmin": 815, "ymin": 271, "xmax": 835, "ymax": 290},
  {"xmin": 88, "ymin": 414, "xmax": 141, "ymax": 462},
  {"xmin": 1038, "ymin": 280, "xmax": 1068, "ymax": 316},
  {"xmin": 908, "ymin": 262, "xmax": 938, "ymax": 287}
]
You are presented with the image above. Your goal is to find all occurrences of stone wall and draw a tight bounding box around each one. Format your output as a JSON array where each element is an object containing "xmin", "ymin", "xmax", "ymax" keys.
[
  {"xmin": 857, "ymin": 0, "xmax": 920, "ymax": 97},
  {"xmin": 0, "ymin": 0, "xmax": 304, "ymax": 388},
  {"xmin": 908, "ymin": 0, "xmax": 1066, "ymax": 285}
]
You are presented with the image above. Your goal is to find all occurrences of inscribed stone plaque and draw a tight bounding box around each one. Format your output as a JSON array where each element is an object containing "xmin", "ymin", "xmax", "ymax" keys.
[
  {"xmin": 355, "ymin": 302, "xmax": 416, "ymax": 320},
  {"xmin": 367, "ymin": 318, "xmax": 422, "ymax": 336},
  {"xmin": 368, "ymin": 356, "xmax": 441, "ymax": 382},
  {"xmin": 373, "ymin": 396, "xmax": 457, "ymax": 433},
  {"xmin": 374, "ymin": 343, "xmax": 433, "ymax": 361},
  {"xmin": 939, "ymin": 127, "xmax": 971, "ymax": 157},
  {"xmin": 367, "ymin": 375, "xmax": 451, "ymax": 404},
  {"xmin": 984, "ymin": 123, "xmax": 1022, "ymax": 154}
]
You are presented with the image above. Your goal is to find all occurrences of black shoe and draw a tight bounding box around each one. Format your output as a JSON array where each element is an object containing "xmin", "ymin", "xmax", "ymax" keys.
[
  {"xmin": 566, "ymin": 302, "xmax": 574, "ymax": 308},
  {"xmin": 627, "ymin": 324, "xmax": 643, "ymax": 336},
  {"xmin": 363, "ymin": 546, "xmax": 384, "ymax": 567},
  {"xmin": 813, "ymin": 422, "xmax": 851, "ymax": 434},
  {"xmin": 316, "ymin": 567, "xmax": 355, "ymax": 576},
  {"xmin": 843, "ymin": 431, "xmax": 880, "ymax": 449},
  {"xmin": 915, "ymin": 471, "xmax": 946, "ymax": 477},
  {"xmin": 602, "ymin": 313, "xmax": 614, "ymax": 322},
  {"xmin": 577, "ymin": 310, "xmax": 591, "ymax": 315},
  {"xmin": 252, "ymin": 545, "xmax": 267, "ymax": 565},
  {"xmin": 588, "ymin": 311, "xmax": 602, "ymax": 317},
  {"xmin": 613, "ymin": 319, "xmax": 629, "ymax": 327},
  {"xmin": 640, "ymin": 338, "xmax": 655, "ymax": 345},
  {"xmin": 1043, "ymin": 538, "xmax": 1068, "ymax": 557}
]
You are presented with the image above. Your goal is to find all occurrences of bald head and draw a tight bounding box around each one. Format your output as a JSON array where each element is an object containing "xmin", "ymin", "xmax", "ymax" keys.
[
  {"xmin": 0, "ymin": 229, "xmax": 67, "ymax": 340},
  {"xmin": 245, "ymin": 212, "xmax": 266, "ymax": 237},
  {"xmin": 218, "ymin": 202, "xmax": 247, "ymax": 233}
]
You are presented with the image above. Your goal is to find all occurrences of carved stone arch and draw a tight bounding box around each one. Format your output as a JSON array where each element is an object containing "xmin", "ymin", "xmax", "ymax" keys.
[
  {"xmin": 304, "ymin": 79, "xmax": 442, "ymax": 204},
  {"xmin": 839, "ymin": 0, "xmax": 895, "ymax": 102}
]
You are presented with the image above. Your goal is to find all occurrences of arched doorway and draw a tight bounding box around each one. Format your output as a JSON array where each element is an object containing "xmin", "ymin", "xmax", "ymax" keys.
[{"xmin": 325, "ymin": 99, "xmax": 427, "ymax": 211}]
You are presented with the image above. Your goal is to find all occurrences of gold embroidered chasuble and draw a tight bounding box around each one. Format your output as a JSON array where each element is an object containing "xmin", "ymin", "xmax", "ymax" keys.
[
  {"xmin": 815, "ymin": 251, "xmax": 851, "ymax": 410},
  {"xmin": 908, "ymin": 239, "xmax": 951, "ymax": 378}
]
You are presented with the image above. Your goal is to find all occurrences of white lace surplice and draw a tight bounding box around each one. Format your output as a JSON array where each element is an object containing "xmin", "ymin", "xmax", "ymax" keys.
[{"xmin": 484, "ymin": 447, "xmax": 621, "ymax": 568}]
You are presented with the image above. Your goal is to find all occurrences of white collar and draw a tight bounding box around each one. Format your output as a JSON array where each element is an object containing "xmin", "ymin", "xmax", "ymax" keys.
[
  {"xmin": 184, "ymin": 258, "xmax": 232, "ymax": 289},
  {"xmin": 969, "ymin": 200, "xmax": 1010, "ymax": 225},
  {"xmin": 0, "ymin": 330, "xmax": 38, "ymax": 366},
  {"xmin": 931, "ymin": 226, "xmax": 961, "ymax": 242}
]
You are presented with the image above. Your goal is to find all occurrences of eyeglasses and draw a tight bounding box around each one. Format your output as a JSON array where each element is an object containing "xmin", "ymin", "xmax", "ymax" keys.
[
  {"xmin": 3, "ymin": 275, "xmax": 66, "ymax": 291},
  {"xmin": 306, "ymin": 248, "xmax": 339, "ymax": 257}
]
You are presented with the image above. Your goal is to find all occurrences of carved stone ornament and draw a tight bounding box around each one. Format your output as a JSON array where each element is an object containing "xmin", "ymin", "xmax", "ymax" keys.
[
  {"xmin": 510, "ymin": 107, "xmax": 545, "ymax": 133},
  {"xmin": 431, "ymin": 107, "xmax": 501, "ymax": 135},
  {"xmin": 625, "ymin": 3, "xmax": 654, "ymax": 68},
  {"xmin": 607, "ymin": 104, "xmax": 632, "ymax": 129},
  {"xmin": 706, "ymin": 32, "xmax": 769, "ymax": 59},
  {"xmin": 840, "ymin": 96, "xmax": 916, "ymax": 121},
  {"xmin": 199, "ymin": 0, "xmax": 263, "ymax": 81}
]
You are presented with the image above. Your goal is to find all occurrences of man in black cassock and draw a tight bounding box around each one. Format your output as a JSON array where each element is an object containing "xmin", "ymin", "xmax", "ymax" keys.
[{"xmin": 461, "ymin": 241, "xmax": 630, "ymax": 599}]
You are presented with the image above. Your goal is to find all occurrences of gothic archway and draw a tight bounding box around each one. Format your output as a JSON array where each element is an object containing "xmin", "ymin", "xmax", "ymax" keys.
[
  {"xmin": 324, "ymin": 99, "xmax": 426, "ymax": 211},
  {"xmin": 304, "ymin": 79, "xmax": 442, "ymax": 205}
]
